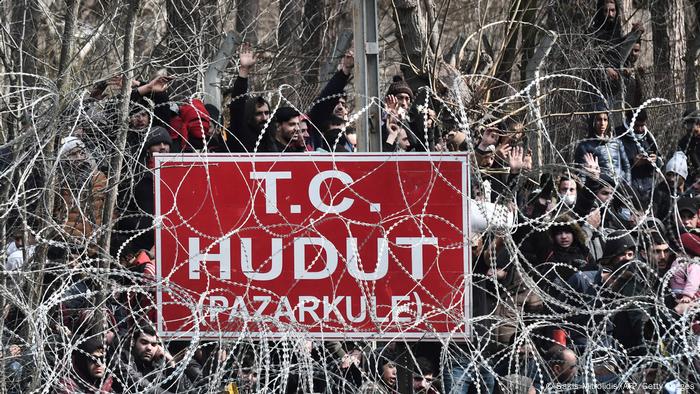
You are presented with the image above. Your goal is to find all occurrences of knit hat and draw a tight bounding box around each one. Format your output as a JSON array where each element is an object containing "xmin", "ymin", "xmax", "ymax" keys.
[
  {"xmin": 600, "ymin": 231, "xmax": 636, "ymax": 265},
  {"xmin": 273, "ymin": 106, "xmax": 301, "ymax": 123},
  {"xmin": 204, "ymin": 103, "xmax": 221, "ymax": 124},
  {"xmin": 58, "ymin": 136, "xmax": 86, "ymax": 159},
  {"xmin": 387, "ymin": 75, "xmax": 414, "ymax": 99},
  {"xmin": 665, "ymin": 151, "xmax": 688, "ymax": 180},
  {"xmin": 683, "ymin": 109, "xmax": 700, "ymax": 125},
  {"xmin": 144, "ymin": 126, "xmax": 172, "ymax": 149},
  {"xmin": 677, "ymin": 197, "xmax": 699, "ymax": 216}
]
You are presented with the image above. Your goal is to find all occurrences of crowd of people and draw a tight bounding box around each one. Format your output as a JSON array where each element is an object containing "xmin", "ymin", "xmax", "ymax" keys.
[{"xmin": 3, "ymin": 0, "xmax": 700, "ymax": 393}]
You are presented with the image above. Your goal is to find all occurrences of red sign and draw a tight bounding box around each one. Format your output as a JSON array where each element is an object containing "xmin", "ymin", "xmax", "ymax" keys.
[{"xmin": 155, "ymin": 154, "xmax": 470, "ymax": 340}]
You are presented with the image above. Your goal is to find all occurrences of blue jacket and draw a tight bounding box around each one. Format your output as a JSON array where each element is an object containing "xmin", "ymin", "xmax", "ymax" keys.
[{"xmin": 574, "ymin": 137, "xmax": 631, "ymax": 183}]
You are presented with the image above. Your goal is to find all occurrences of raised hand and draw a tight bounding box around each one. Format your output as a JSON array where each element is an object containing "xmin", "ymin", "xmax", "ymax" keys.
[
  {"xmin": 147, "ymin": 75, "xmax": 172, "ymax": 94},
  {"xmin": 583, "ymin": 152, "xmax": 601, "ymax": 178},
  {"xmin": 385, "ymin": 94, "xmax": 399, "ymax": 116},
  {"xmin": 340, "ymin": 49, "xmax": 354, "ymax": 76},
  {"xmin": 496, "ymin": 143, "xmax": 512, "ymax": 160},
  {"xmin": 508, "ymin": 146, "xmax": 525, "ymax": 173},
  {"xmin": 238, "ymin": 42, "xmax": 256, "ymax": 78}
]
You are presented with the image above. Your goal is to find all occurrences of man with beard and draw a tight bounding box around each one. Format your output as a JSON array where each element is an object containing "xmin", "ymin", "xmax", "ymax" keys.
[
  {"xmin": 57, "ymin": 337, "xmax": 112, "ymax": 393},
  {"xmin": 226, "ymin": 43, "xmax": 271, "ymax": 152},
  {"xmin": 54, "ymin": 136, "xmax": 107, "ymax": 251},
  {"xmin": 113, "ymin": 324, "xmax": 194, "ymax": 393},
  {"xmin": 259, "ymin": 107, "xmax": 305, "ymax": 153},
  {"xmin": 307, "ymin": 50, "xmax": 354, "ymax": 150}
]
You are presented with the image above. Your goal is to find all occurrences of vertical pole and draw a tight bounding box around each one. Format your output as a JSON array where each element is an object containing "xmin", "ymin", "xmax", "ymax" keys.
[{"xmin": 353, "ymin": 0, "xmax": 382, "ymax": 152}]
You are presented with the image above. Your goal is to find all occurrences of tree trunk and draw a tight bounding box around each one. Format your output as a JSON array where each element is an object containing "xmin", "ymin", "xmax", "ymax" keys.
[
  {"xmin": 10, "ymin": 0, "xmax": 40, "ymax": 87},
  {"xmin": 236, "ymin": 0, "xmax": 260, "ymax": 44},
  {"xmin": 300, "ymin": 0, "xmax": 324, "ymax": 86},
  {"xmin": 392, "ymin": 0, "xmax": 434, "ymax": 89},
  {"xmin": 28, "ymin": 0, "xmax": 81, "ymax": 387},
  {"xmin": 686, "ymin": 0, "xmax": 700, "ymax": 112},
  {"xmin": 652, "ymin": 0, "xmax": 686, "ymax": 102},
  {"xmin": 278, "ymin": 0, "xmax": 302, "ymax": 77},
  {"xmin": 165, "ymin": 0, "xmax": 205, "ymax": 96}
]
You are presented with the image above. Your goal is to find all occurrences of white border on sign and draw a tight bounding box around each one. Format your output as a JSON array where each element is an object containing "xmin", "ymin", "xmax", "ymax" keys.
[{"xmin": 154, "ymin": 153, "xmax": 471, "ymax": 341}]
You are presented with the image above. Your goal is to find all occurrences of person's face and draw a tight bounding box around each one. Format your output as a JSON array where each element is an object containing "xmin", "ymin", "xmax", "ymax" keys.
[
  {"xmin": 133, "ymin": 333, "xmax": 158, "ymax": 362},
  {"xmin": 680, "ymin": 210, "xmax": 699, "ymax": 229},
  {"xmin": 604, "ymin": 2, "xmax": 616, "ymax": 22},
  {"xmin": 412, "ymin": 372, "xmax": 434, "ymax": 392},
  {"xmin": 665, "ymin": 172, "xmax": 685, "ymax": 191},
  {"xmin": 397, "ymin": 128, "xmax": 411, "ymax": 151},
  {"xmin": 596, "ymin": 186, "xmax": 613, "ymax": 203},
  {"xmin": 649, "ymin": 243, "xmax": 671, "ymax": 271},
  {"xmin": 130, "ymin": 111, "xmax": 150, "ymax": 129},
  {"xmin": 87, "ymin": 349, "xmax": 106, "ymax": 379},
  {"xmin": 296, "ymin": 121, "xmax": 310, "ymax": 148},
  {"xmin": 487, "ymin": 267, "xmax": 508, "ymax": 280},
  {"xmin": 554, "ymin": 230, "xmax": 574, "ymax": 249},
  {"xmin": 254, "ymin": 104, "xmax": 271, "ymax": 128},
  {"xmin": 395, "ymin": 93, "xmax": 411, "ymax": 110},
  {"xmin": 66, "ymin": 147, "xmax": 87, "ymax": 163},
  {"xmin": 333, "ymin": 98, "xmax": 348, "ymax": 118},
  {"xmin": 558, "ymin": 180, "xmax": 577, "ymax": 197},
  {"xmin": 277, "ymin": 116, "xmax": 301, "ymax": 144},
  {"xmin": 633, "ymin": 119, "xmax": 646, "ymax": 134},
  {"xmin": 382, "ymin": 363, "xmax": 397, "ymax": 387},
  {"xmin": 629, "ymin": 43, "xmax": 641, "ymax": 64},
  {"xmin": 553, "ymin": 351, "xmax": 578, "ymax": 383},
  {"xmin": 610, "ymin": 249, "xmax": 635, "ymax": 267},
  {"xmin": 239, "ymin": 369, "xmax": 258, "ymax": 390},
  {"xmin": 594, "ymin": 113, "xmax": 608, "ymax": 136},
  {"xmin": 477, "ymin": 153, "xmax": 495, "ymax": 168},
  {"xmin": 346, "ymin": 133, "xmax": 357, "ymax": 149},
  {"xmin": 148, "ymin": 142, "xmax": 170, "ymax": 155},
  {"xmin": 481, "ymin": 129, "xmax": 499, "ymax": 147}
]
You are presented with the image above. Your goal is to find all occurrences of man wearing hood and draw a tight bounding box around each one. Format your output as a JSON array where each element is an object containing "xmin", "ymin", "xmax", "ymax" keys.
[
  {"xmin": 57, "ymin": 337, "xmax": 112, "ymax": 393},
  {"xmin": 652, "ymin": 151, "xmax": 688, "ymax": 225},
  {"xmin": 54, "ymin": 136, "xmax": 108, "ymax": 252}
]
